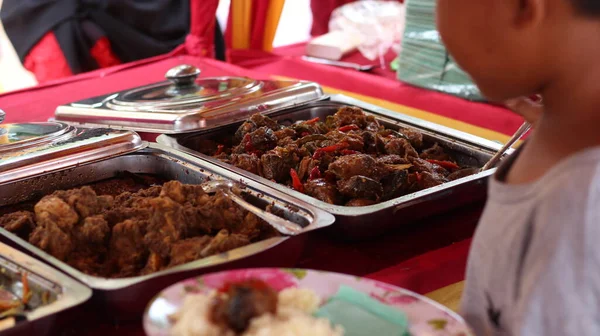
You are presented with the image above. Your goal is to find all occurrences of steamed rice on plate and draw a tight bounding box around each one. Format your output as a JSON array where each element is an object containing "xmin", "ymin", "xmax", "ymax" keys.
[{"xmin": 169, "ymin": 280, "xmax": 343, "ymax": 336}]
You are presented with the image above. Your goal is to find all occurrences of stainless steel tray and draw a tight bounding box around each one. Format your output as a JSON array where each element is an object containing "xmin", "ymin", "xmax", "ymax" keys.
[
  {"xmin": 0, "ymin": 242, "xmax": 91, "ymax": 336},
  {"xmin": 0, "ymin": 143, "xmax": 334, "ymax": 320},
  {"xmin": 158, "ymin": 94, "xmax": 506, "ymax": 239}
]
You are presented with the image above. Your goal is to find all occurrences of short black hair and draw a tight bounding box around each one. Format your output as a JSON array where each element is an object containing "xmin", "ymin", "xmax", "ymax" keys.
[{"xmin": 572, "ymin": 0, "xmax": 600, "ymax": 16}]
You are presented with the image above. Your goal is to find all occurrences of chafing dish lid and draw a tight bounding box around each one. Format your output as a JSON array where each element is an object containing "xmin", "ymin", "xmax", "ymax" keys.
[
  {"xmin": 54, "ymin": 64, "xmax": 324, "ymax": 134},
  {"xmin": 0, "ymin": 125, "xmax": 145, "ymax": 184},
  {"xmin": 0, "ymin": 122, "xmax": 75, "ymax": 153}
]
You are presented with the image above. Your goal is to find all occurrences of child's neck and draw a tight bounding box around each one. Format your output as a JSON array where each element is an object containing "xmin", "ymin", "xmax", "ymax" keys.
[{"xmin": 505, "ymin": 58, "xmax": 600, "ymax": 185}]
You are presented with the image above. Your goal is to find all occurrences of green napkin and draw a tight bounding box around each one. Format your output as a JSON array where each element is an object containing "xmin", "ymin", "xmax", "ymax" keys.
[{"xmin": 314, "ymin": 286, "xmax": 410, "ymax": 336}]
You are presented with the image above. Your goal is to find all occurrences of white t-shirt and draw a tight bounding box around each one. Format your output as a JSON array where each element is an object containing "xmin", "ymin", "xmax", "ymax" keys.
[{"xmin": 461, "ymin": 145, "xmax": 600, "ymax": 335}]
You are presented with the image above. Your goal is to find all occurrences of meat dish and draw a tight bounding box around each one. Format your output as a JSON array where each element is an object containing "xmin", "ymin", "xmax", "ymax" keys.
[
  {"xmin": 206, "ymin": 106, "xmax": 478, "ymax": 206},
  {"xmin": 0, "ymin": 180, "xmax": 279, "ymax": 278}
]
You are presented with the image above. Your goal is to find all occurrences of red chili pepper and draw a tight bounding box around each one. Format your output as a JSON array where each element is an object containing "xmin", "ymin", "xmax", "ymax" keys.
[
  {"xmin": 243, "ymin": 134, "xmax": 256, "ymax": 153},
  {"xmin": 290, "ymin": 168, "xmax": 304, "ymax": 192},
  {"xmin": 313, "ymin": 143, "xmax": 349, "ymax": 159},
  {"xmin": 300, "ymin": 132, "xmax": 310, "ymax": 137},
  {"xmin": 426, "ymin": 159, "xmax": 460, "ymax": 171},
  {"xmin": 309, "ymin": 166, "xmax": 321, "ymax": 180},
  {"xmin": 305, "ymin": 117, "xmax": 320, "ymax": 124},
  {"xmin": 214, "ymin": 144, "xmax": 225, "ymax": 155},
  {"xmin": 415, "ymin": 172, "xmax": 422, "ymax": 183},
  {"xmin": 340, "ymin": 149, "xmax": 359, "ymax": 155},
  {"xmin": 338, "ymin": 124, "xmax": 359, "ymax": 132}
]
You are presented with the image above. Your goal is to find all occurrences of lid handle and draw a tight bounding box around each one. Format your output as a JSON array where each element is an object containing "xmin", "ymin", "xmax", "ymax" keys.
[{"xmin": 165, "ymin": 64, "xmax": 201, "ymax": 88}]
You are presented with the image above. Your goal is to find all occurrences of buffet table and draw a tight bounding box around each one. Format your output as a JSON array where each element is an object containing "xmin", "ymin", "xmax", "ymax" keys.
[{"xmin": 1, "ymin": 52, "xmax": 503, "ymax": 334}]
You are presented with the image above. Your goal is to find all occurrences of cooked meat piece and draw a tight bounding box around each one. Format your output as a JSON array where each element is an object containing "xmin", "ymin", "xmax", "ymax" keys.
[
  {"xmin": 328, "ymin": 154, "xmax": 385, "ymax": 181},
  {"xmin": 381, "ymin": 169, "xmax": 409, "ymax": 200},
  {"xmin": 97, "ymin": 195, "xmax": 114, "ymax": 210},
  {"xmin": 55, "ymin": 186, "xmax": 105, "ymax": 218},
  {"xmin": 259, "ymin": 146, "xmax": 302, "ymax": 182},
  {"xmin": 362, "ymin": 131, "xmax": 378, "ymax": 153},
  {"xmin": 201, "ymin": 230, "xmax": 250, "ymax": 257},
  {"xmin": 230, "ymin": 154, "xmax": 261, "ymax": 175},
  {"xmin": 108, "ymin": 219, "xmax": 148, "ymax": 277},
  {"xmin": 420, "ymin": 143, "xmax": 451, "ymax": 161},
  {"xmin": 413, "ymin": 171, "xmax": 448, "ymax": 189},
  {"xmin": 329, "ymin": 106, "xmax": 369, "ymax": 128},
  {"xmin": 324, "ymin": 130, "xmax": 364, "ymax": 151},
  {"xmin": 384, "ymin": 138, "xmax": 418, "ymax": 158},
  {"xmin": 448, "ymin": 167, "xmax": 479, "ymax": 181},
  {"xmin": 345, "ymin": 199, "xmax": 377, "ymax": 207},
  {"xmin": 104, "ymin": 207, "xmax": 152, "ymax": 228},
  {"xmin": 77, "ymin": 215, "xmax": 110, "ymax": 245},
  {"xmin": 29, "ymin": 222, "xmax": 73, "ymax": 261},
  {"xmin": 160, "ymin": 180, "xmax": 187, "ymax": 204},
  {"xmin": 304, "ymin": 178, "xmax": 340, "ymax": 204},
  {"xmin": 234, "ymin": 127, "xmax": 278, "ymax": 154},
  {"xmin": 377, "ymin": 154, "xmax": 410, "ymax": 165},
  {"xmin": 141, "ymin": 252, "xmax": 165, "ymax": 275},
  {"xmin": 0, "ymin": 211, "xmax": 35, "ymax": 238},
  {"xmin": 365, "ymin": 120, "xmax": 382, "ymax": 132},
  {"xmin": 144, "ymin": 196, "xmax": 187, "ymax": 258},
  {"xmin": 337, "ymin": 175, "xmax": 383, "ymax": 201},
  {"xmin": 168, "ymin": 236, "xmax": 213, "ymax": 267},
  {"xmin": 234, "ymin": 113, "xmax": 281, "ymax": 143},
  {"xmin": 410, "ymin": 157, "xmax": 449, "ymax": 176},
  {"xmin": 210, "ymin": 280, "xmax": 278, "ymax": 333},
  {"xmin": 34, "ymin": 195, "xmax": 79, "ymax": 231},
  {"xmin": 274, "ymin": 127, "xmax": 296, "ymax": 141},
  {"xmin": 403, "ymin": 128, "xmax": 424, "ymax": 148}
]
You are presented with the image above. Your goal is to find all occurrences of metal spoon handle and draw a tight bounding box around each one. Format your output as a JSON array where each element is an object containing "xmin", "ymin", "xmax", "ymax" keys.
[
  {"xmin": 201, "ymin": 180, "xmax": 303, "ymax": 236},
  {"xmin": 481, "ymin": 121, "xmax": 531, "ymax": 171}
]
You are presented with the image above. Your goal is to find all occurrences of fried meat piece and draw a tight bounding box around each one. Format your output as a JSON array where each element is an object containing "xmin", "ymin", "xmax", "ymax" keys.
[
  {"xmin": 337, "ymin": 175, "xmax": 383, "ymax": 201},
  {"xmin": 420, "ymin": 143, "xmax": 451, "ymax": 161},
  {"xmin": 201, "ymin": 229, "xmax": 250, "ymax": 257},
  {"xmin": 108, "ymin": 219, "xmax": 148, "ymax": 277},
  {"xmin": 0, "ymin": 211, "xmax": 35, "ymax": 238},
  {"xmin": 328, "ymin": 154, "xmax": 385, "ymax": 181},
  {"xmin": 304, "ymin": 178, "xmax": 340, "ymax": 204}
]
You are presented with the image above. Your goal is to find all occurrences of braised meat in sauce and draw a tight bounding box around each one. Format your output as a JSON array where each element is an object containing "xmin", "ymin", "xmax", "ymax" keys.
[
  {"xmin": 209, "ymin": 106, "xmax": 478, "ymax": 206},
  {"xmin": 0, "ymin": 181, "xmax": 279, "ymax": 278}
]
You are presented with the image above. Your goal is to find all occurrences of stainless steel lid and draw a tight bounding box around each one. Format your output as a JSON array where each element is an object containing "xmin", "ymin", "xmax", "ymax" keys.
[
  {"xmin": 0, "ymin": 124, "xmax": 145, "ymax": 183},
  {"xmin": 55, "ymin": 64, "xmax": 324, "ymax": 134}
]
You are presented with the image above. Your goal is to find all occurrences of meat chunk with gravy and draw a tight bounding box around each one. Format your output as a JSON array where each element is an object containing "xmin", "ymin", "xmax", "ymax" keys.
[
  {"xmin": 337, "ymin": 176, "xmax": 383, "ymax": 201},
  {"xmin": 328, "ymin": 154, "xmax": 385, "ymax": 181},
  {"xmin": 304, "ymin": 178, "xmax": 340, "ymax": 204}
]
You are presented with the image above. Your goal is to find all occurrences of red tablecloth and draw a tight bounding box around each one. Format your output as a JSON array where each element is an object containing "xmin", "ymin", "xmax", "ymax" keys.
[{"xmin": 1, "ymin": 53, "xmax": 483, "ymax": 334}]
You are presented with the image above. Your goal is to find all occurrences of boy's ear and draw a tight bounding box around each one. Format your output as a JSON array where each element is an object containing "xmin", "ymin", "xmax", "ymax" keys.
[{"xmin": 516, "ymin": 0, "xmax": 546, "ymax": 28}]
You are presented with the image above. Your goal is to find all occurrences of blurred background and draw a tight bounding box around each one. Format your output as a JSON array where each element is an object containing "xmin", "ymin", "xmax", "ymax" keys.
[{"xmin": 0, "ymin": 0, "xmax": 313, "ymax": 93}]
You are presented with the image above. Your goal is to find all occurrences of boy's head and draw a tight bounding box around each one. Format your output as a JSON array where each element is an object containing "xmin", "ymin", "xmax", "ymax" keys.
[{"xmin": 436, "ymin": 0, "xmax": 600, "ymax": 102}]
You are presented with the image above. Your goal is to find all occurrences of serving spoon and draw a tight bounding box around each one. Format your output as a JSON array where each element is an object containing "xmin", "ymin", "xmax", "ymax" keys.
[
  {"xmin": 481, "ymin": 121, "xmax": 531, "ymax": 171},
  {"xmin": 200, "ymin": 180, "xmax": 304, "ymax": 236}
]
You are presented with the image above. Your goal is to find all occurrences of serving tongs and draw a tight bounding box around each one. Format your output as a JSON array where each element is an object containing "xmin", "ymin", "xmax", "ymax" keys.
[
  {"xmin": 481, "ymin": 121, "xmax": 531, "ymax": 171},
  {"xmin": 200, "ymin": 180, "xmax": 304, "ymax": 236}
]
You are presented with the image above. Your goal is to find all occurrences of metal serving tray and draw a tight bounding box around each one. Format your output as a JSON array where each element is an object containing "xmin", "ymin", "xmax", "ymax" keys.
[
  {"xmin": 158, "ymin": 94, "xmax": 505, "ymax": 239},
  {"xmin": 0, "ymin": 242, "xmax": 91, "ymax": 336},
  {"xmin": 0, "ymin": 143, "xmax": 334, "ymax": 320}
]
